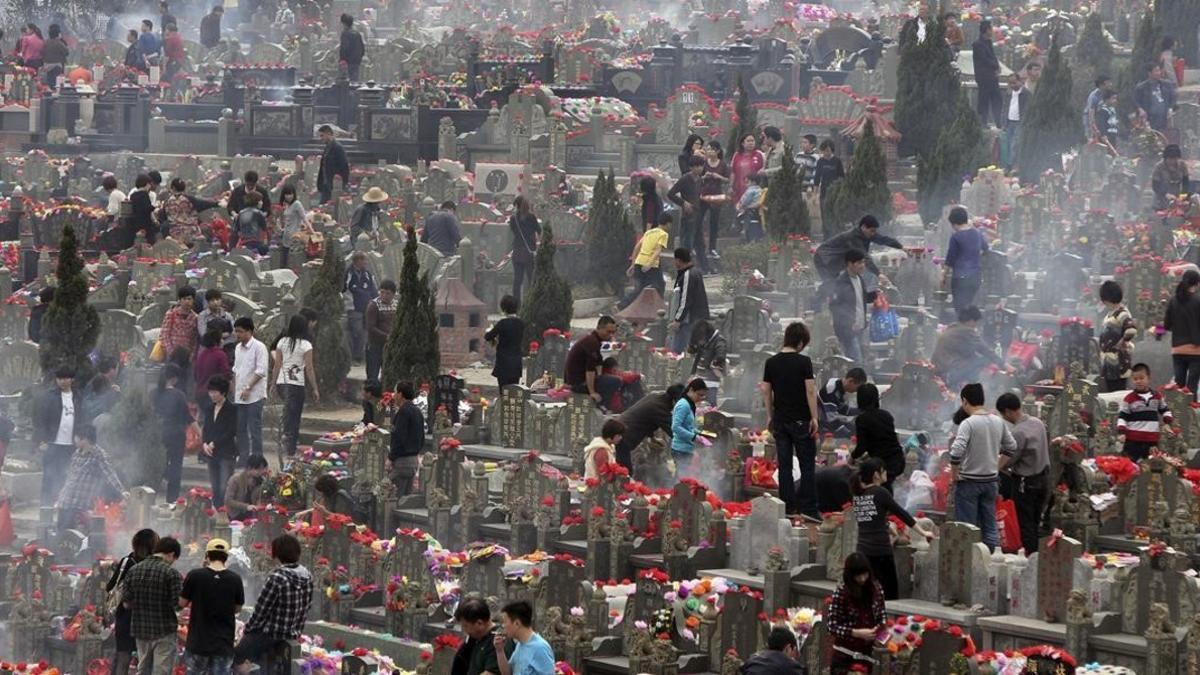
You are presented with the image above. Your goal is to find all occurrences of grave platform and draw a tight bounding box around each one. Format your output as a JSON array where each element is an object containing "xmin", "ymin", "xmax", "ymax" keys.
[
  {"xmin": 977, "ymin": 615, "xmax": 1067, "ymax": 652},
  {"xmin": 553, "ymin": 539, "xmax": 586, "ymax": 557},
  {"xmin": 585, "ymin": 655, "xmax": 716, "ymax": 675},
  {"xmin": 1088, "ymin": 630, "xmax": 1186, "ymax": 673},
  {"xmin": 459, "ymin": 443, "xmax": 576, "ymax": 472}
]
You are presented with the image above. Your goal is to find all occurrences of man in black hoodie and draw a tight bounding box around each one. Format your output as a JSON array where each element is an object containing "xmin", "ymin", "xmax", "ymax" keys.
[
  {"xmin": 670, "ymin": 248, "xmax": 710, "ymax": 355},
  {"xmin": 614, "ymin": 384, "xmax": 684, "ymax": 471},
  {"xmin": 742, "ymin": 627, "xmax": 806, "ymax": 675}
]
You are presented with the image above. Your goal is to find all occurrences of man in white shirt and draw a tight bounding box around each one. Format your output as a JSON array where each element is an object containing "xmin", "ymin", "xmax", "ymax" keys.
[
  {"xmin": 232, "ymin": 317, "xmax": 268, "ymax": 467},
  {"xmin": 1002, "ymin": 74, "xmax": 1029, "ymax": 171},
  {"xmin": 33, "ymin": 366, "xmax": 80, "ymax": 507}
]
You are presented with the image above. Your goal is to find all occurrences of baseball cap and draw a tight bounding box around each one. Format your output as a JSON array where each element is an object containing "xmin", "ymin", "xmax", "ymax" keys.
[{"xmin": 206, "ymin": 538, "xmax": 230, "ymax": 553}]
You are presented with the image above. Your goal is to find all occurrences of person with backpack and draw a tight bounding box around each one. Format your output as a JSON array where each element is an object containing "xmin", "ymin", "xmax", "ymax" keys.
[
  {"xmin": 232, "ymin": 191, "xmax": 268, "ymax": 255},
  {"xmin": 107, "ymin": 529, "xmax": 159, "ymax": 675},
  {"xmin": 338, "ymin": 13, "xmax": 366, "ymax": 81}
]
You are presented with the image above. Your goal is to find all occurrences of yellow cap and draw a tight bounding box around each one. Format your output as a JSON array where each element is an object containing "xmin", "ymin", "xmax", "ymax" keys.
[{"xmin": 206, "ymin": 538, "xmax": 230, "ymax": 553}]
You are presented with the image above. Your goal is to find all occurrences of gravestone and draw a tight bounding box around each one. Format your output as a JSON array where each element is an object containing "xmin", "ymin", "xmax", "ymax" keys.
[
  {"xmin": 428, "ymin": 373, "xmax": 465, "ymax": 428},
  {"xmin": 1037, "ymin": 533, "xmax": 1083, "ymax": 622},
  {"xmin": 727, "ymin": 495, "xmax": 808, "ymax": 574},
  {"xmin": 498, "ymin": 385, "xmax": 531, "ymax": 448}
]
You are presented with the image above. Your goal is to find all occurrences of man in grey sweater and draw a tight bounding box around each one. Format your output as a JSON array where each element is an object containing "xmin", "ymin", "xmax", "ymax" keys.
[{"xmin": 948, "ymin": 383, "xmax": 1016, "ymax": 552}]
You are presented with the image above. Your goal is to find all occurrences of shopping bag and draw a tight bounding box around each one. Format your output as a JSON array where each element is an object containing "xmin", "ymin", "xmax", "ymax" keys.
[
  {"xmin": 869, "ymin": 295, "xmax": 900, "ymax": 342},
  {"xmin": 996, "ymin": 496, "xmax": 1022, "ymax": 553},
  {"xmin": 149, "ymin": 340, "xmax": 166, "ymax": 362}
]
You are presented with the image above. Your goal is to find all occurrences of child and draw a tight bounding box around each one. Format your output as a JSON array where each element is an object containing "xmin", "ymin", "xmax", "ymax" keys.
[
  {"xmin": 233, "ymin": 191, "xmax": 268, "ymax": 254},
  {"xmin": 670, "ymin": 378, "xmax": 710, "ymax": 476},
  {"xmin": 1117, "ymin": 363, "xmax": 1173, "ymax": 462},
  {"xmin": 852, "ymin": 458, "xmax": 934, "ymax": 600},
  {"xmin": 583, "ymin": 418, "xmax": 626, "ymax": 480},
  {"xmin": 1095, "ymin": 89, "xmax": 1120, "ymax": 155}
]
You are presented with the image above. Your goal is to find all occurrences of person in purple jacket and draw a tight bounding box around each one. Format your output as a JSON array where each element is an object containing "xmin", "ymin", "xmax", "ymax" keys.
[{"xmin": 943, "ymin": 206, "xmax": 989, "ymax": 314}]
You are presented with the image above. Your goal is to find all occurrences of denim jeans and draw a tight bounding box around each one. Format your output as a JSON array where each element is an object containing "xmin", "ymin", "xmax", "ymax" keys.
[
  {"xmin": 671, "ymin": 320, "xmax": 692, "ymax": 355},
  {"xmin": 954, "ymin": 479, "xmax": 999, "ymax": 551},
  {"xmin": 346, "ymin": 310, "xmax": 365, "ymax": 361},
  {"xmin": 207, "ymin": 457, "xmax": 234, "ymax": 508},
  {"xmin": 833, "ymin": 325, "xmax": 865, "ymax": 364},
  {"xmin": 1173, "ymin": 354, "xmax": 1200, "ymax": 399},
  {"xmin": 773, "ymin": 418, "xmax": 817, "ymax": 517},
  {"xmin": 280, "ymin": 384, "xmax": 306, "ymax": 456},
  {"xmin": 235, "ymin": 400, "xmax": 264, "ymax": 467},
  {"xmin": 700, "ymin": 202, "xmax": 722, "ymax": 253},
  {"xmin": 950, "ymin": 274, "xmax": 982, "ymax": 314},
  {"xmin": 512, "ymin": 261, "xmax": 532, "ymax": 306},
  {"xmin": 136, "ymin": 634, "xmax": 177, "ymax": 675},
  {"xmin": 942, "ymin": 356, "xmax": 993, "ymax": 390},
  {"xmin": 365, "ymin": 342, "xmax": 384, "ymax": 384},
  {"xmin": 1002, "ymin": 121, "xmax": 1022, "ymax": 169},
  {"xmin": 185, "ymin": 652, "xmax": 233, "ymax": 675}
]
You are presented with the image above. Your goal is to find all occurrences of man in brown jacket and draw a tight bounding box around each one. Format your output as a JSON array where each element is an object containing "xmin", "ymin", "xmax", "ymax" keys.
[
  {"xmin": 224, "ymin": 456, "xmax": 269, "ymax": 521},
  {"xmin": 364, "ymin": 279, "xmax": 397, "ymax": 384}
]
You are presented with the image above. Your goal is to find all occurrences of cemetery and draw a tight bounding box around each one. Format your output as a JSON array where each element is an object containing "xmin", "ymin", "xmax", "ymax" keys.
[{"xmin": 0, "ymin": 0, "xmax": 1198, "ymax": 673}]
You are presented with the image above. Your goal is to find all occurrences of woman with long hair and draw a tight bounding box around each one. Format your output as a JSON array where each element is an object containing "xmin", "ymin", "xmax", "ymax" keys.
[
  {"xmin": 670, "ymin": 378, "xmax": 710, "ymax": 477},
  {"xmin": 17, "ymin": 23, "xmax": 43, "ymax": 69},
  {"xmin": 508, "ymin": 195, "xmax": 541, "ymax": 307},
  {"xmin": 107, "ymin": 528, "xmax": 159, "ymax": 675},
  {"xmin": 698, "ymin": 140, "xmax": 730, "ymax": 260},
  {"xmin": 156, "ymin": 363, "xmax": 192, "ymax": 504},
  {"xmin": 827, "ymin": 552, "xmax": 886, "ymax": 674},
  {"xmin": 1164, "ymin": 269, "xmax": 1200, "ymax": 396},
  {"xmin": 850, "ymin": 383, "xmax": 905, "ymax": 493},
  {"xmin": 851, "ymin": 458, "xmax": 933, "ymax": 600},
  {"xmin": 271, "ymin": 314, "xmax": 319, "ymax": 455},
  {"xmin": 729, "ymin": 132, "xmax": 765, "ymax": 205},
  {"xmin": 638, "ymin": 176, "xmax": 663, "ymax": 233},
  {"xmin": 678, "ymin": 134, "xmax": 705, "ymax": 175}
]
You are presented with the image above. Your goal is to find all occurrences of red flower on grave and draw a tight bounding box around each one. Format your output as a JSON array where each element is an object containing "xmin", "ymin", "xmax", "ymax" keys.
[
  {"xmin": 350, "ymin": 648, "xmax": 368, "ymax": 657},
  {"xmin": 591, "ymin": 507, "xmax": 606, "ymax": 518},
  {"xmin": 419, "ymin": 652, "xmax": 432, "ymax": 662},
  {"xmin": 948, "ymin": 625, "xmax": 963, "ymax": 637},
  {"xmin": 433, "ymin": 634, "xmax": 463, "ymax": 651}
]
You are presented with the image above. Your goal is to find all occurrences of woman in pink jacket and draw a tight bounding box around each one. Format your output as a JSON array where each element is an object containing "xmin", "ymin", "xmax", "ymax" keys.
[{"xmin": 17, "ymin": 24, "xmax": 43, "ymax": 69}]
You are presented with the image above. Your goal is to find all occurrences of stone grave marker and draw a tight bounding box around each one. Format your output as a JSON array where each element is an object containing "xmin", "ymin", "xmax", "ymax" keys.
[
  {"xmin": 1037, "ymin": 533, "xmax": 1083, "ymax": 622},
  {"xmin": 428, "ymin": 373, "xmax": 465, "ymax": 428},
  {"xmin": 498, "ymin": 385, "xmax": 531, "ymax": 448}
]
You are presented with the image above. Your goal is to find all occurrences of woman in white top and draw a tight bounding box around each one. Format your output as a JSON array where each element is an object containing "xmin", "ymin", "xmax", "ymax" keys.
[
  {"xmin": 271, "ymin": 314, "xmax": 319, "ymax": 455},
  {"xmin": 102, "ymin": 175, "xmax": 126, "ymax": 217},
  {"xmin": 279, "ymin": 184, "xmax": 311, "ymax": 268}
]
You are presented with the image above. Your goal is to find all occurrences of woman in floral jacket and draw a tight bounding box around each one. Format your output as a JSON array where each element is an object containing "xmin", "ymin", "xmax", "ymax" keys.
[{"xmin": 1098, "ymin": 281, "xmax": 1136, "ymax": 392}]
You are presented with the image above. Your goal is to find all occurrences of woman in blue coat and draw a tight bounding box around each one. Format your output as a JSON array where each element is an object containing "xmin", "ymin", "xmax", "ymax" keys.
[{"xmin": 670, "ymin": 378, "xmax": 710, "ymax": 477}]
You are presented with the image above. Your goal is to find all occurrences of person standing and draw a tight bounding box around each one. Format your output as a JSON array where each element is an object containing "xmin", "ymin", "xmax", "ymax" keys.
[
  {"xmin": 564, "ymin": 316, "xmax": 620, "ymax": 406},
  {"xmin": 687, "ymin": 320, "xmax": 727, "ymax": 405},
  {"xmin": 1098, "ymin": 281, "xmax": 1136, "ymax": 392},
  {"xmin": 421, "ymin": 201, "xmax": 462, "ymax": 256},
  {"xmin": 813, "ymin": 140, "xmax": 845, "ymax": 206},
  {"xmin": 162, "ymin": 23, "xmax": 183, "ymax": 79},
  {"xmin": 638, "ymin": 176, "xmax": 664, "ymax": 232},
  {"xmin": 202, "ymin": 376, "xmax": 237, "ymax": 508},
  {"xmin": 762, "ymin": 322, "xmax": 820, "ymax": 520},
  {"xmin": 137, "ymin": 20, "xmax": 161, "ymax": 65},
  {"xmin": 129, "ymin": 174, "xmax": 159, "ymax": 245},
  {"xmin": 943, "ymin": 206, "xmax": 988, "ymax": 314},
  {"xmin": 1135, "ymin": 63, "xmax": 1177, "ymax": 132},
  {"xmin": 1002, "ymin": 74, "xmax": 1029, "ymax": 171},
  {"xmin": 343, "ymin": 251, "xmax": 378, "ymax": 365},
  {"xmin": 852, "ymin": 458, "xmax": 933, "ymax": 599},
  {"xmin": 56, "ymin": 424, "xmax": 124, "ymax": 533},
  {"xmin": 27, "ymin": 287, "xmax": 52, "ymax": 344},
  {"xmin": 124, "ymin": 29, "xmax": 145, "ymax": 71},
  {"xmin": 194, "ymin": 330, "xmax": 231, "ymax": 405},
  {"xmin": 123, "ymin": 537, "xmax": 182, "ymax": 675},
  {"xmin": 108, "ymin": 529, "xmax": 159, "ymax": 675},
  {"xmin": 180, "ymin": 539, "xmax": 244, "ymax": 675},
  {"xmin": 1164, "ymin": 270, "xmax": 1200, "ymax": 395},
  {"xmin": 199, "ymin": 5, "xmax": 223, "ymax": 49},
  {"xmin": 317, "ymin": 125, "xmax": 350, "ymax": 204},
  {"xmin": 730, "ymin": 133, "xmax": 766, "ymax": 206},
  {"xmin": 195, "ymin": 290, "xmax": 234, "ymax": 356},
  {"xmin": 33, "ymin": 366, "xmax": 80, "ymax": 507},
  {"xmin": 495, "ymin": 600, "xmax": 555, "ymax": 675},
  {"xmin": 670, "ymin": 379, "xmax": 710, "ymax": 477},
  {"xmin": 159, "ymin": 286, "xmax": 198, "ymax": 358},
  {"xmin": 233, "ymin": 535, "xmax": 313, "ymax": 668},
  {"xmin": 227, "ymin": 171, "xmax": 270, "ymax": 216},
  {"xmin": 156, "ymin": 364, "xmax": 192, "ymax": 504},
  {"xmin": 849, "ymin": 384, "xmax": 905, "ymax": 494},
  {"xmin": 159, "ymin": 2, "xmax": 176, "ymax": 37},
  {"xmin": 338, "ymin": 13, "xmax": 366, "ymax": 81},
  {"xmin": 972, "ymin": 21, "xmax": 1003, "ymax": 127},
  {"xmin": 1117, "ymin": 363, "xmax": 1174, "ymax": 462},
  {"xmin": 760, "ymin": 126, "xmax": 785, "ymax": 176},
  {"xmin": 484, "ymin": 295, "xmax": 524, "ymax": 388},
  {"xmin": 622, "ymin": 212, "xmax": 670, "ymax": 307},
  {"xmin": 948, "ymin": 383, "xmax": 1016, "ymax": 552},
  {"xmin": 364, "ymin": 279, "xmax": 397, "ymax": 384},
  {"xmin": 699, "ymin": 141, "xmax": 730, "ymax": 260},
  {"xmin": 1082, "ymin": 75, "xmax": 1111, "ymax": 139},
  {"xmin": 669, "ymin": 248, "xmax": 710, "ymax": 355},
  {"xmin": 272, "ymin": 315, "xmax": 318, "ymax": 456},
  {"xmin": 16, "ymin": 23, "xmax": 43, "ymax": 69},
  {"xmin": 668, "ymin": 156, "xmax": 707, "ymax": 265},
  {"xmin": 388, "ymin": 382, "xmax": 424, "ymax": 496},
  {"xmin": 232, "ymin": 317, "xmax": 268, "ymax": 466},
  {"xmin": 41, "ymin": 24, "xmax": 68, "ymax": 87},
  {"xmin": 508, "ymin": 196, "xmax": 541, "ymax": 307},
  {"xmin": 795, "ymin": 134, "xmax": 819, "ymax": 189},
  {"xmin": 996, "ymin": 393, "xmax": 1049, "ymax": 554},
  {"xmin": 826, "ymin": 553, "xmax": 886, "ymax": 674},
  {"xmin": 349, "ymin": 188, "xmax": 387, "ymax": 244},
  {"xmin": 828, "ymin": 250, "xmax": 875, "ymax": 364}
]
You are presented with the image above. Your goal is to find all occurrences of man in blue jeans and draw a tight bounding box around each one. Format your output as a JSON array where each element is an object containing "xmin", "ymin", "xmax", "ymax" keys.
[
  {"xmin": 232, "ymin": 318, "xmax": 268, "ymax": 467},
  {"xmin": 948, "ymin": 382, "xmax": 1016, "ymax": 551},
  {"xmin": 761, "ymin": 322, "xmax": 821, "ymax": 520}
]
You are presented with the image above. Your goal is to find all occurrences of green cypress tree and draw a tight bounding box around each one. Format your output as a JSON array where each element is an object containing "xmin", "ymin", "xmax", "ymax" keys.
[
  {"xmin": 824, "ymin": 120, "xmax": 892, "ymax": 229},
  {"xmin": 1071, "ymin": 13, "xmax": 1115, "ymax": 119},
  {"xmin": 726, "ymin": 74, "xmax": 758, "ymax": 155},
  {"xmin": 39, "ymin": 224, "xmax": 99, "ymax": 381},
  {"xmin": 763, "ymin": 144, "xmax": 810, "ymax": 241},
  {"xmin": 520, "ymin": 225, "xmax": 574, "ymax": 348},
  {"xmin": 304, "ymin": 239, "xmax": 352, "ymax": 401},
  {"xmin": 917, "ymin": 91, "xmax": 983, "ymax": 224},
  {"xmin": 584, "ymin": 169, "xmax": 636, "ymax": 295},
  {"xmin": 894, "ymin": 17, "xmax": 961, "ymax": 158},
  {"xmin": 1019, "ymin": 35, "xmax": 1080, "ymax": 182},
  {"xmin": 382, "ymin": 232, "xmax": 440, "ymax": 389},
  {"xmin": 1119, "ymin": 10, "xmax": 1161, "ymax": 117},
  {"xmin": 109, "ymin": 384, "xmax": 161, "ymax": 487}
]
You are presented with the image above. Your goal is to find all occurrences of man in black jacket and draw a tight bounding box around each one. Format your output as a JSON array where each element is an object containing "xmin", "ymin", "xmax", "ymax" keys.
[
  {"xmin": 812, "ymin": 216, "xmax": 902, "ymax": 283},
  {"xmin": 227, "ymin": 171, "xmax": 270, "ymax": 216},
  {"xmin": 670, "ymin": 248, "xmax": 710, "ymax": 355},
  {"xmin": 742, "ymin": 627, "xmax": 805, "ymax": 675},
  {"xmin": 614, "ymin": 384, "xmax": 684, "ymax": 471},
  {"xmin": 199, "ymin": 6, "xmax": 223, "ymax": 49},
  {"xmin": 388, "ymin": 382, "xmax": 424, "ymax": 496},
  {"xmin": 972, "ymin": 21, "xmax": 1003, "ymax": 128},
  {"xmin": 828, "ymin": 250, "xmax": 877, "ymax": 364},
  {"xmin": 317, "ymin": 125, "xmax": 350, "ymax": 204},
  {"xmin": 33, "ymin": 366, "xmax": 81, "ymax": 507},
  {"xmin": 338, "ymin": 14, "xmax": 366, "ymax": 81}
]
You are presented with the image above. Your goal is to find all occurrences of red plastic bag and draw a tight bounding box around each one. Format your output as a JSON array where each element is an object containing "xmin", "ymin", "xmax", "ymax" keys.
[
  {"xmin": 996, "ymin": 497, "xmax": 1022, "ymax": 553},
  {"xmin": 1007, "ymin": 341, "xmax": 1038, "ymax": 369},
  {"xmin": 0, "ymin": 498, "xmax": 15, "ymax": 548}
]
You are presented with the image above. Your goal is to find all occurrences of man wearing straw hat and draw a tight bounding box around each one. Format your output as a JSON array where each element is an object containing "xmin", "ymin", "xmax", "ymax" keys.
[{"xmin": 351, "ymin": 186, "xmax": 388, "ymax": 245}]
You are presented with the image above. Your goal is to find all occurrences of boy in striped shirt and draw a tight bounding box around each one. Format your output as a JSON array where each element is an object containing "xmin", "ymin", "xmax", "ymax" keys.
[{"xmin": 1117, "ymin": 363, "xmax": 1174, "ymax": 462}]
